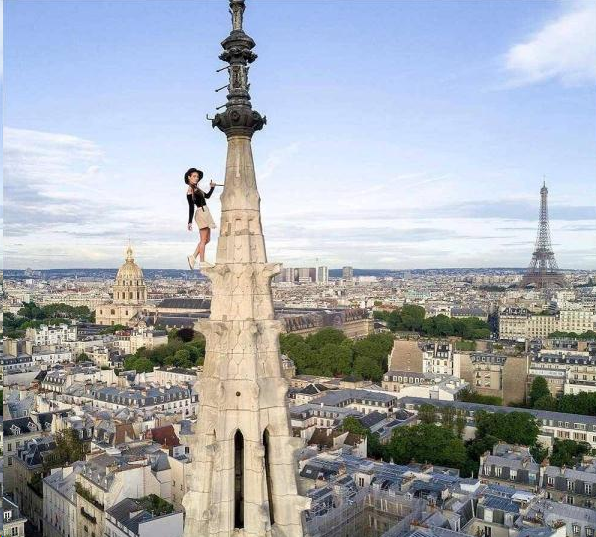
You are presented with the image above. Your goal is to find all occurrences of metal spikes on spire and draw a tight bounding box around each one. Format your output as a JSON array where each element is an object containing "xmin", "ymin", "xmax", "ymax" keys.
[{"xmin": 210, "ymin": 0, "xmax": 266, "ymax": 138}]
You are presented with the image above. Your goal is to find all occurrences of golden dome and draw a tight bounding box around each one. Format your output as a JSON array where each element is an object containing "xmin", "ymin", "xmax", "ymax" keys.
[
  {"xmin": 116, "ymin": 245, "xmax": 144, "ymax": 281},
  {"xmin": 113, "ymin": 245, "xmax": 147, "ymax": 305}
]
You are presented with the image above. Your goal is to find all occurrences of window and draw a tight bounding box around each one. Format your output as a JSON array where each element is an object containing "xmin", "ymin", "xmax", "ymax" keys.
[
  {"xmin": 495, "ymin": 467, "xmax": 502, "ymax": 477},
  {"xmin": 572, "ymin": 525, "xmax": 580, "ymax": 535}
]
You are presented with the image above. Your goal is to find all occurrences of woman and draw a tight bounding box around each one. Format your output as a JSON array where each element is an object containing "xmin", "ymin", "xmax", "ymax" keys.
[{"xmin": 185, "ymin": 167, "xmax": 217, "ymax": 269}]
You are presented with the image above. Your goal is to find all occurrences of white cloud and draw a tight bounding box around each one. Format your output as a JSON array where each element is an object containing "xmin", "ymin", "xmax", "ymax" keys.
[
  {"xmin": 258, "ymin": 142, "xmax": 300, "ymax": 182},
  {"xmin": 504, "ymin": 1, "xmax": 596, "ymax": 87}
]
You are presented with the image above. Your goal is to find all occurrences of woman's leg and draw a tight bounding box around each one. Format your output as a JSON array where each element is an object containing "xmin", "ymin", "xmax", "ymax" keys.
[{"xmin": 196, "ymin": 227, "xmax": 209, "ymax": 261}]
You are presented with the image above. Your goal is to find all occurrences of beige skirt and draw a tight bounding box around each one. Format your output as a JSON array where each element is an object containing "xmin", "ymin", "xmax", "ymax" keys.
[{"xmin": 194, "ymin": 205, "xmax": 217, "ymax": 229}]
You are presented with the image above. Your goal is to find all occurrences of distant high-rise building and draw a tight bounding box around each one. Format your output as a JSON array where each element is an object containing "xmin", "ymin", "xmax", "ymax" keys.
[
  {"xmin": 297, "ymin": 267, "xmax": 313, "ymax": 283},
  {"xmin": 342, "ymin": 266, "xmax": 354, "ymax": 281},
  {"xmin": 317, "ymin": 266, "xmax": 329, "ymax": 283},
  {"xmin": 274, "ymin": 265, "xmax": 327, "ymax": 284}
]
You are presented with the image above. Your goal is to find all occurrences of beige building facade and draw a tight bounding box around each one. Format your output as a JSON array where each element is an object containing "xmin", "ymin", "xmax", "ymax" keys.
[
  {"xmin": 458, "ymin": 352, "xmax": 529, "ymax": 404},
  {"xmin": 389, "ymin": 339, "xmax": 423, "ymax": 372},
  {"xmin": 499, "ymin": 307, "xmax": 596, "ymax": 341}
]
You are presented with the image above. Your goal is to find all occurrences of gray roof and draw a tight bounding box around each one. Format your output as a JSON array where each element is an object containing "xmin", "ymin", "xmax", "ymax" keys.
[
  {"xmin": 543, "ymin": 465, "xmax": 596, "ymax": 484},
  {"xmin": 44, "ymin": 461, "xmax": 85, "ymax": 501},
  {"xmin": 527, "ymin": 498, "xmax": 596, "ymax": 526},
  {"xmin": 157, "ymin": 298, "xmax": 211, "ymax": 310},
  {"xmin": 484, "ymin": 455, "xmax": 539, "ymax": 473},
  {"xmin": 311, "ymin": 388, "xmax": 398, "ymax": 407},
  {"xmin": 107, "ymin": 497, "xmax": 178, "ymax": 535},
  {"xmin": 399, "ymin": 397, "xmax": 596, "ymax": 428}
]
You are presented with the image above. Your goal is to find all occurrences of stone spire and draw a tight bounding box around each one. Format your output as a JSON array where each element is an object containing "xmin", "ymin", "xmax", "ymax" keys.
[{"xmin": 182, "ymin": 2, "xmax": 309, "ymax": 536}]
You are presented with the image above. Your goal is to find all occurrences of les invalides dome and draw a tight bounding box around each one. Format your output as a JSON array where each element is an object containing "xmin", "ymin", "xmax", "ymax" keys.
[{"xmin": 113, "ymin": 245, "xmax": 147, "ymax": 305}]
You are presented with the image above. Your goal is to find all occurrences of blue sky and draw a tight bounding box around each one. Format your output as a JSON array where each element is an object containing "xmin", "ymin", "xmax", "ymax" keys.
[{"xmin": 3, "ymin": 0, "xmax": 595, "ymax": 269}]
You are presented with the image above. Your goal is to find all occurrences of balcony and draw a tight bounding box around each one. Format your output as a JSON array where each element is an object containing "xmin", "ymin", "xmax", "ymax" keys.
[{"xmin": 80, "ymin": 507, "xmax": 97, "ymax": 524}]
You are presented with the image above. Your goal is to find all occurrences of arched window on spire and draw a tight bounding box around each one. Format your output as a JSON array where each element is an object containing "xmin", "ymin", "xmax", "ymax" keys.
[
  {"xmin": 263, "ymin": 429, "xmax": 275, "ymax": 526},
  {"xmin": 234, "ymin": 430, "xmax": 244, "ymax": 529}
]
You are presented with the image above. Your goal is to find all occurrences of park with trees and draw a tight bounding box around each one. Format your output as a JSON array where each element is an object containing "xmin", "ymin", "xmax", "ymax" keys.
[
  {"xmin": 523, "ymin": 376, "xmax": 596, "ymax": 417},
  {"xmin": 3, "ymin": 301, "xmax": 95, "ymax": 338},
  {"xmin": 279, "ymin": 328, "xmax": 394, "ymax": 382},
  {"xmin": 374, "ymin": 304, "xmax": 491, "ymax": 339},
  {"xmin": 123, "ymin": 328, "xmax": 206, "ymax": 373},
  {"xmin": 339, "ymin": 401, "xmax": 593, "ymax": 477}
]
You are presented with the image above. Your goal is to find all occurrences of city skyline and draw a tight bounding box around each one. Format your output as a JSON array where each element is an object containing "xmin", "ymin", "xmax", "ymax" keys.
[{"xmin": 3, "ymin": 0, "xmax": 596, "ymax": 270}]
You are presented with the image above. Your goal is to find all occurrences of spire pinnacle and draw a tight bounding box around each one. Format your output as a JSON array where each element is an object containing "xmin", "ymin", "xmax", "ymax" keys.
[
  {"xmin": 211, "ymin": 0, "xmax": 266, "ymax": 137},
  {"xmin": 229, "ymin": 0, "xmax": 245, "ymax": 32}
]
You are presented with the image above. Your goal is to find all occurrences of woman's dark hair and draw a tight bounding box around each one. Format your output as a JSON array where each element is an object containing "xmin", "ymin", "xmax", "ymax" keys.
[{"xmin": 184, "ymin": 168, "xmax": 204, "ymax": 184}]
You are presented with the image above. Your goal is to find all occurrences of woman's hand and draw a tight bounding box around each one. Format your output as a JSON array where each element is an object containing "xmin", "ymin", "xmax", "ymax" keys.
[
  {"xmin": 187, "ymin": 223, "xmax": 192, "ymax": 231},
  {"xmin": 210, "ymin": 180, "xmax": 216, "ymax": 188}
]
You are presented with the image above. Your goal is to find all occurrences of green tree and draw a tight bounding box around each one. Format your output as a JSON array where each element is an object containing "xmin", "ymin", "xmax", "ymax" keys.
[
  {"xmin": 137, "ymin": 494, "xmax": 174, "ymax": 516},
  {"xmin": 417, "ymin": 404, "xmax": 437, "ymax": 425},
  {"xmin": 44, "ymin": 429, "xmax": 89, "ymax": 471},
  {"xmin": 305, "ymin": 328, "xmax": 346, "ymax": 350},
  {"xmin": 353, "ymin": 355, "xmax": 383, "ymax": 382},
  {"xmin": 529, "ymin": 376, "xmax": 550, "ymax": 407},
  {"xmin": 530, "ymin": 442, "xmax": 549, "ymax": 463},
  {"xmin": 166, "ymin": 349, "xmax": 192, "ymax": 369},
  {"xmin": 475, "ymin": 411, "xmax": 540, "ymax": 446},
  {"xmin": 550, "ymin": 439, "xmax": 591, "ymax": 467},
  {"xmin": 533, "ymin": 395, "xmax": 558, "ymax": 411},
  {"xmin": 341, "ymin": 417, "xmax": 385, "ymax": 459},
  {"xmin": 320, "ymin": 343, "xmax": 352, "ymax": 376},
  {"xmin": 458, "ymin": 388, "xmax": 502, "ymax": 406},
  {"xmin": 387, "ymin": 424, "xmax": 468, "ymax": 469},
  {"xmin": 455, "ymin": 411, "xmax": 467, "ymax": 438},
  {"xmin": 399, "ymin": 305, "xmax": 426, "ymax": 332},
  {"xmin": 124, "ymin": 356, "xmax": 154, "ymax": 373},
  {"xmin": 76, "ymin": 352, "xmax": 90, "ymax": 363},
  {"xmin": 440, "ymin": 406, "xmax": 456, "ymax": 431},
  {"xmin": 466, "ymin": 434, "xmax": 499, "ymax": 462}
]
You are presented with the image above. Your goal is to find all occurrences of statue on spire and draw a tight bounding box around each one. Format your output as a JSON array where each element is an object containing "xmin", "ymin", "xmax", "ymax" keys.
[{"xmin": 230, "ymin": 0, "xmax": 244, "ymax": 31}]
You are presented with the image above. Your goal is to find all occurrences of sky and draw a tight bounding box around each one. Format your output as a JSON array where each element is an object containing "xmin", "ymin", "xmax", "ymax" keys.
[{"xmin": 3, "ymin": 0, "xmax": 596, "ymax": 270}]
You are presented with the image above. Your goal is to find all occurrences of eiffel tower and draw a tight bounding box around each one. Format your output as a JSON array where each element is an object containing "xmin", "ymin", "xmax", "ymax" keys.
[{"xmin": 520, "ymin": 181, "xmax": 565, "ymax": 289}]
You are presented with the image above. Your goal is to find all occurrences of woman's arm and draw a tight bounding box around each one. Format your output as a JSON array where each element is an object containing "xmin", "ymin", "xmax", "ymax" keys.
[
  {"xmin": 187, "ymin": 194, "xmax": 194, "ymax": 224},
  {"xmin": 204, "ymin": 185, "xmax": 215, "ymax": 199}
]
